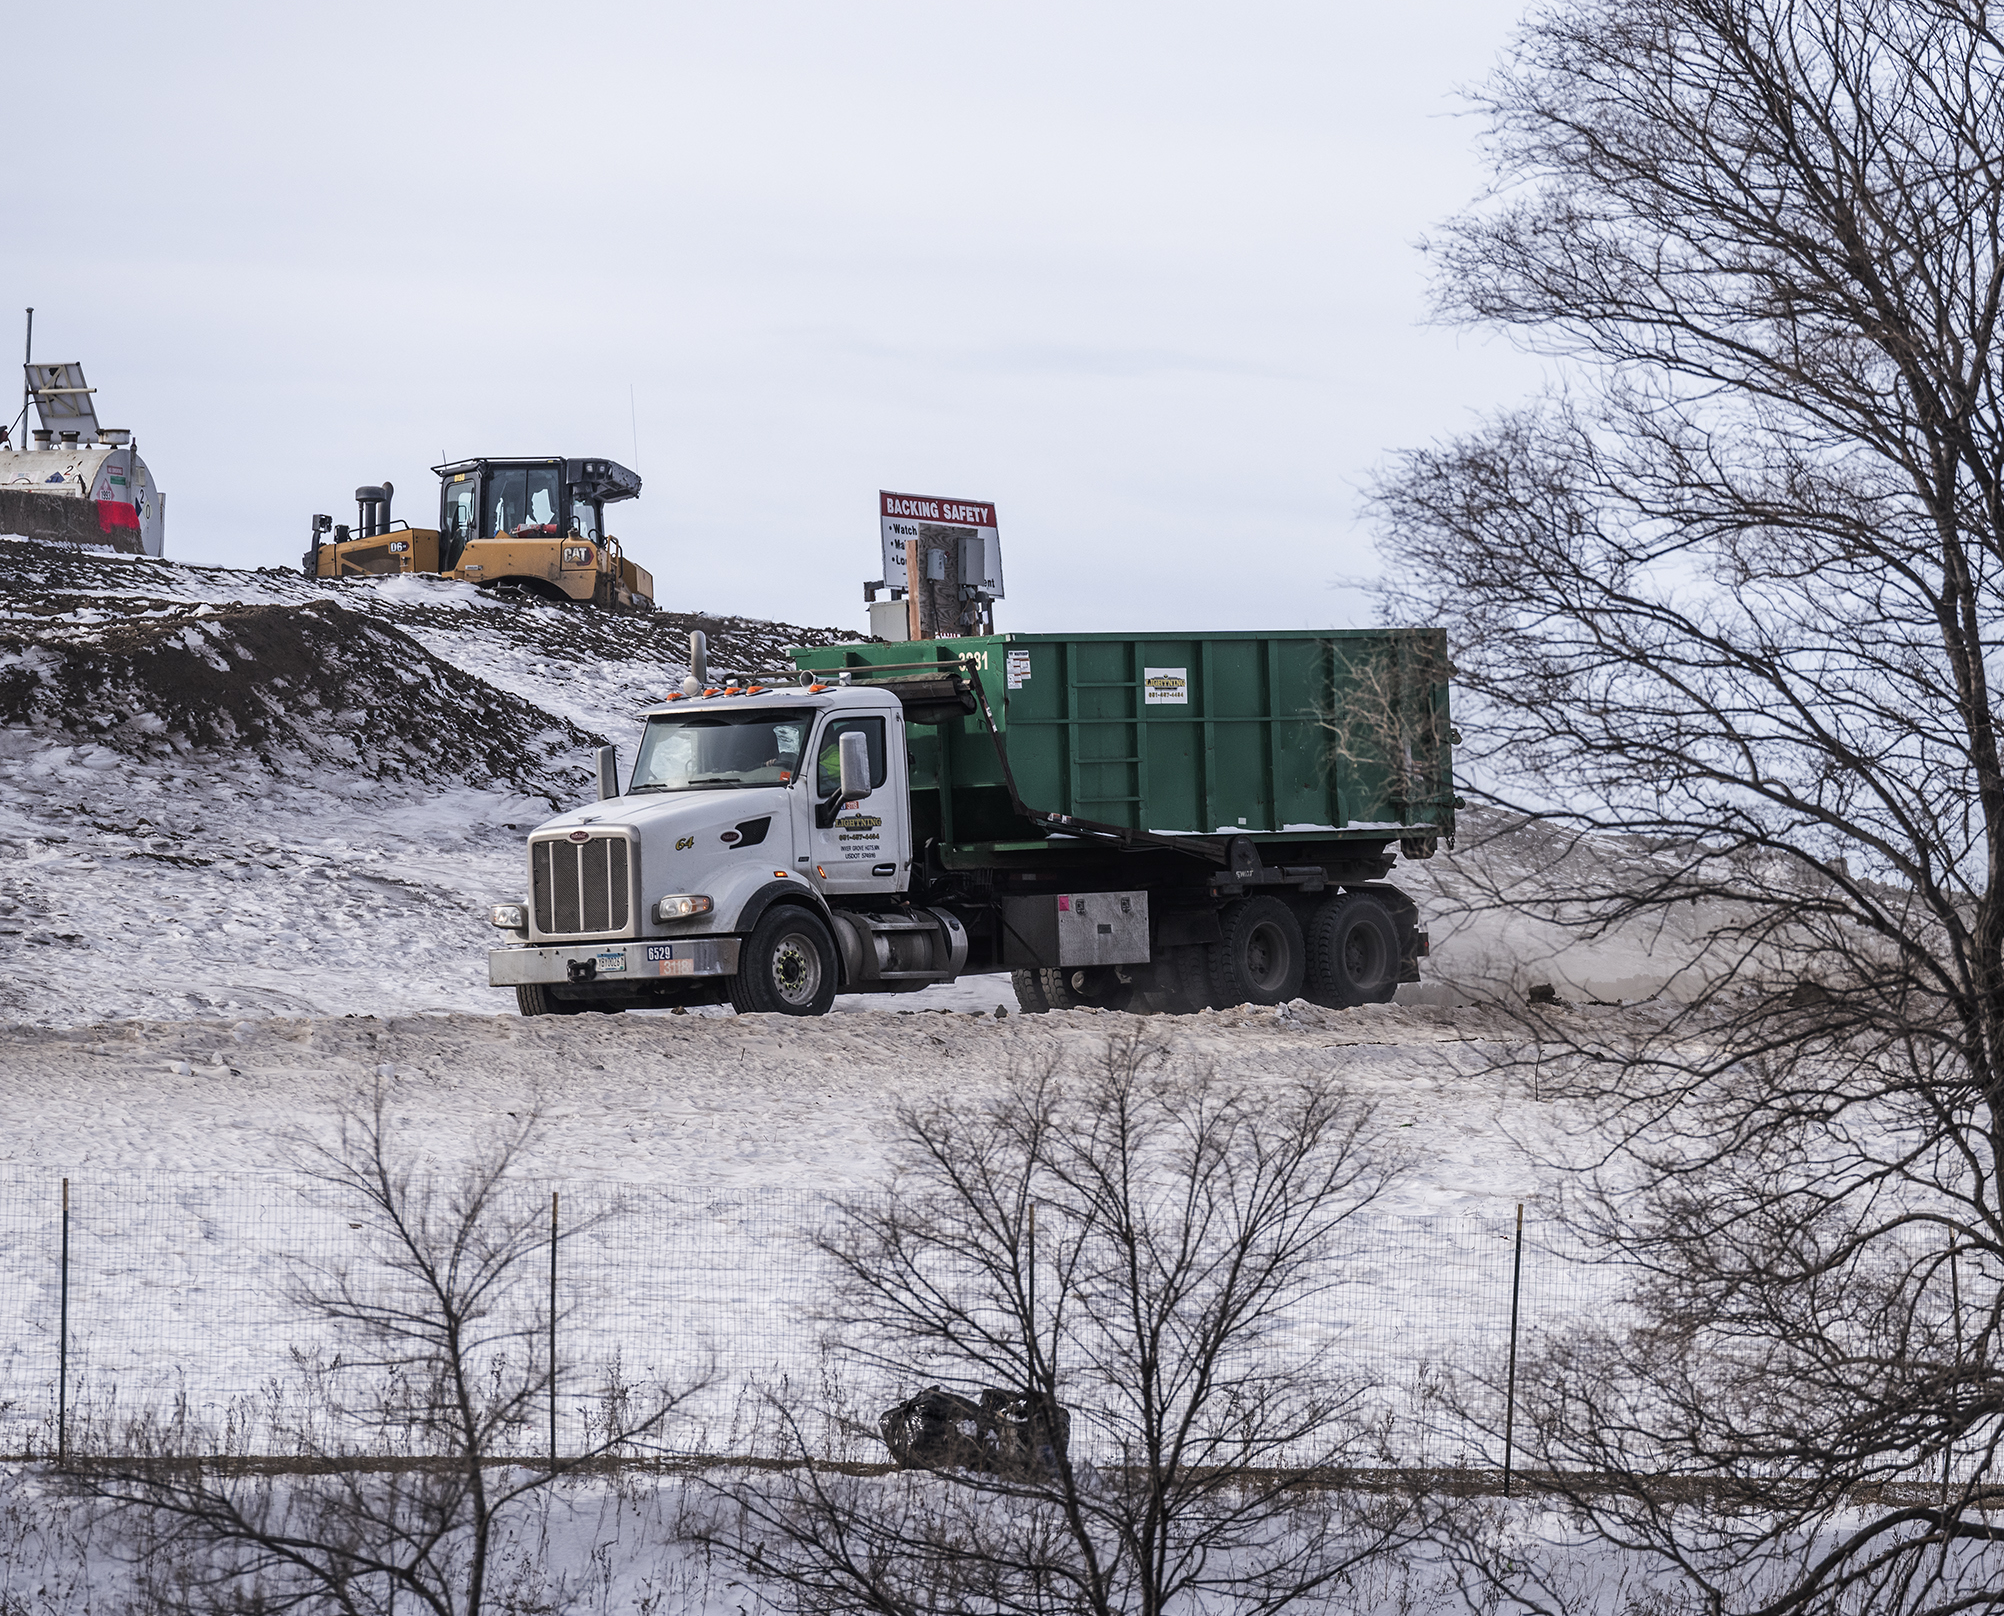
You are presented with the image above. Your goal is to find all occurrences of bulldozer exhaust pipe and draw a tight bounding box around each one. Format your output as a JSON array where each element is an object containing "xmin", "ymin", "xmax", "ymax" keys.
[{"xmin": 353, "ymin": 481, "xmax": 393, "ymax": 539}]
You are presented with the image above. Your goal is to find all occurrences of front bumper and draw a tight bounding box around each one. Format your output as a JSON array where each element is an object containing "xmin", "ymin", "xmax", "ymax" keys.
[{"xmin": 488, "ymin": 937, "xmax": 742, "ymax": 987}]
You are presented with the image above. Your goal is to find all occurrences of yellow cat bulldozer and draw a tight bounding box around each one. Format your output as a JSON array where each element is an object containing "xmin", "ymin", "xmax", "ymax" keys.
[{"xmin": 304, "ymin": 456, "xmax": 653, "ymax": 608}]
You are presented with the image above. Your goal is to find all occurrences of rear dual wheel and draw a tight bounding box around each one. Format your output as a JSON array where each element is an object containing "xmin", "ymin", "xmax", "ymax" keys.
[
  {"xmin": 1012, "ymin": 966, "xmax": 1135, "ymax": 1014},
  {"xmin": 1177, "ymin": 890, "xmax": 1402, "ymax": 1012},
  {"xmin": 1200, "ymin": 896, "xmax": 1306, "ymax": 1009},
  {"xmin": 1048, "ymin": 907, "xmax": 1306, "ymax": 1017},
  {"xmin": 1010, "ymin": 887, "xmax": 1402, "ymax": 1016},
  {"xmin": 1040, "ymin": 966, "xmax": 1135, "ymax": 1012},
  {"xmin": 1306, "ymin": 890, "xmax": 1401, "ymax": 1007},
  {"xmin": 1010, "ymin": 969, "xmax": 1050, "ymax": 1014}
]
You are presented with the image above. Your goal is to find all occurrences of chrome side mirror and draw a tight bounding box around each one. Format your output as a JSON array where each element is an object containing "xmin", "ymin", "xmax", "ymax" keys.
[
  {"xmin": 596, "ymin": 744, "xmax": 620, "ymax": 801},
  {"xmin": 838, "ymin": 730, "xmax": 871, "ymax": 800}
]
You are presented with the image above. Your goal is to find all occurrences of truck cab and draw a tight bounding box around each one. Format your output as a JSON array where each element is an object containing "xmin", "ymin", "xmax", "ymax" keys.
[{"xmin": 487, "ymin": 678, "xmax": 962, "ymax": 1016}]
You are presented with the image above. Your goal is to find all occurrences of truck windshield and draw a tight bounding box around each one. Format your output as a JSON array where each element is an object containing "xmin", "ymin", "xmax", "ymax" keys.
[{"xmin": 630, "ymin": 709, "xmax": 811, "ymax": 792}]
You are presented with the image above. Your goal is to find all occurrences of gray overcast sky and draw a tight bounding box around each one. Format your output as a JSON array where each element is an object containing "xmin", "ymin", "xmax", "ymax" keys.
[{"xmin": 9, "ymin": 1, "xmax": 1546, "ymax": 637}]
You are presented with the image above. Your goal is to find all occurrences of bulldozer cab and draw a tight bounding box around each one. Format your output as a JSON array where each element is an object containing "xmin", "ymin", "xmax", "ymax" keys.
[{"xmin": 434, "ymin": 456, "xmax": 640, "ymax": 573}]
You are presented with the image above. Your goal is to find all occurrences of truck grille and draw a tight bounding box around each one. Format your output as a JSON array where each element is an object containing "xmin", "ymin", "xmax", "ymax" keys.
[{"xmin": 531, "ymin": 835, "xmax": 631, "ymax": 937}]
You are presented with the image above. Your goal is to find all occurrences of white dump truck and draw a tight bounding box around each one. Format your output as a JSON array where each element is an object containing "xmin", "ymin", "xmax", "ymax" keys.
[{"xmin": 486, "ymin": 627, "xmax": 1455, "ymax": 1017}]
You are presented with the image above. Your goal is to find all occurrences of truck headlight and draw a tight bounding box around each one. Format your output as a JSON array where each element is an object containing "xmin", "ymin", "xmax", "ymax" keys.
[
  {"xmin": 654, "ymin": 894, "xmax": 714, "ymax": 921},
  {"xmin": 490, "ymin": 903, "xmax": 528, "ymax": 929}
]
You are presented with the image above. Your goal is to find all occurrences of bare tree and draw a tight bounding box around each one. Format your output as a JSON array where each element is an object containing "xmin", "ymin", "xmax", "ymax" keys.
[
  {"xmin": 69, "ymin": 1091, "xmax": 703, "ymax": 1616},
  {"xmin": 1370, "ymin": 0, "xmax": 2004, "ymax": 1607},
  {"xmin": 694, "ymin": 1028, "xmax": 1415, "ymax": 1616}
]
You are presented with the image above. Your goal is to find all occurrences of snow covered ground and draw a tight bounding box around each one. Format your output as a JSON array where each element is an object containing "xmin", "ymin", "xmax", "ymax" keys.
[
  {"xmin": 0, "ymin": 1000, "xmax": 1594, "ymax": 1452},
  {"xmin": 0, "ymin": 545, "xmax": 1657, "ymax": 1448},
  {"xmin": 0, "ymin": 998, "xmax": 1630, "ymax": 1606},
  {"xmin": 0, "ymin": 544, "xmax": 1779, "ymax": 1608},
  {"xmin": 0, "ymin": 1460, "xmax": 1700, "ymax": 1616}
]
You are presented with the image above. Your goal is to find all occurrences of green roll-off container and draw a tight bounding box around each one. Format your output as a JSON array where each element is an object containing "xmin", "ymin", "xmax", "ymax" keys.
[{"xmin": 789, "ymin": 629, "xmax": 1454, "ymax": 863}]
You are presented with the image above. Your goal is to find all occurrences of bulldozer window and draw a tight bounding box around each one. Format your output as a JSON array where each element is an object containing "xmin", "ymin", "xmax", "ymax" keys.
[
  {"xmin": 483, "ymin": 466, "xmax": 564, "ymax": 538},
  {"xmin": 443, "ymin": 479, "xmax": 476, "ymax": 542},
  {"xmin": 571, "ymin": 497, "xmax": 602, "ymax": 541},
  {"xmin": 525, "ymin": 474, "xmax": 558, "ymax": 533}
]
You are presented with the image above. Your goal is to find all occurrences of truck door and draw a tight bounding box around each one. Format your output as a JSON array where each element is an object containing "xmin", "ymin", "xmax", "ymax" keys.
[{"xmin": 806, "ymin": 711, "xmax": 908, "ymax": 894}]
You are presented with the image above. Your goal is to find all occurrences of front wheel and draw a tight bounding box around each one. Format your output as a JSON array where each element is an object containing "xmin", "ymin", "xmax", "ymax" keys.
[
  {"xmin": 517, "ymin": 983, "xmax": 586, "ymax": 1017},
  {"xmin": 729, "ymin": 907, "xmax": 839, "ymax": 1016}
]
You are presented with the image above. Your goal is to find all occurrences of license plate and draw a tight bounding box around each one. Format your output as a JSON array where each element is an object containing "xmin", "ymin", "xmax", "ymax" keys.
[
  {"xmin": 645, "ymin": 944, "xmax": 694, "ymax": 976},
  {"xmin": 593, "ymin": 949, "xmax": 627, "ymax": 975}
]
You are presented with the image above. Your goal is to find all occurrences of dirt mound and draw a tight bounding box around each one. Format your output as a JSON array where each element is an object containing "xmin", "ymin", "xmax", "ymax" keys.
[
  {"xmin": 0, "ymin": 598, "xmax": 597, "ymax": 803},
  {"xmin": 0, "ymin": 539, "xmax": 862, "ymax": 674},
  {"xmin": 373, "ymin": 594, "xmax": 858, "ymax": 686}
]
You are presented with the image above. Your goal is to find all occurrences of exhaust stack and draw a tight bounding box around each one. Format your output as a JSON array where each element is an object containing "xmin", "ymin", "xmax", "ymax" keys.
[
  {"xmin": 682, "ymin": 631, "xmax": 709, "ymax": 697},
  {"xmin": 353, "ymin": 481, "xmax": 394, "ymax": 538}
]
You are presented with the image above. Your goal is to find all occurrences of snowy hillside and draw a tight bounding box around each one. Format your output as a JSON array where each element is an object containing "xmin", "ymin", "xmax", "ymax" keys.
[
  {"xmin": 0, "ymin": 539, "xmax": 1751, "ymax": 1026},
  {"xmin": 0, "ymin": 541, "xmax": 863, "ymax": 1025}
]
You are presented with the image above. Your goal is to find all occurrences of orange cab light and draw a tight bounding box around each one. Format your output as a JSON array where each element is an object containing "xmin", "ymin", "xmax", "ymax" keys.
[
  {"xmin": 665, "ymin": 692, "xmax": 683, "ymax": 701},
  {"xmin": 746, "ymin": 684, "xmax": 764, "ymax": 694},
  {"xmin": 816, "ymin": 865, "xmax": 828, "ymax": 879},
  {"xmin": 703, "ymin": 687, "xmax": 719, "ymax": 696},
  {"xmin": 808, "ymin": 683, "xmax": 828, "ymax": 693}
]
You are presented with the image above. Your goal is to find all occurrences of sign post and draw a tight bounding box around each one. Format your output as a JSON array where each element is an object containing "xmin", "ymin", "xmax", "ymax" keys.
[{"xmin": 874, "ymin": 490, "xmax": 1004, "ymax": 639}]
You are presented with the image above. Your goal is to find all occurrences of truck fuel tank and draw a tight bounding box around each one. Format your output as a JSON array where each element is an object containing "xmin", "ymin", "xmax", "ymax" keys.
[{"xmin": 828, "ymin": 907, "xmax": 970, "ymax": 987}]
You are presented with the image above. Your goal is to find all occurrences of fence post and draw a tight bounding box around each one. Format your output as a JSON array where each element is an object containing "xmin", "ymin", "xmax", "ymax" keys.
[
  {"xmin": 549, "ymin": 1190, "xmax": 559, "ymax": 1470},
  {"xmin": 58, "ymin": 1177, "xmax": 69, "ymax": 1467},
  {"xmin": 1944, "ymin": 1240, "xmax": 1962, "ymax": 1506},
  {"xmin": 1502, "ymin": 1202, "xmax": 1524, "ymax": 1498},
  {"xmin": 1027, "ymin": 1202, "xmax": 1036, "ymax": 1349}
]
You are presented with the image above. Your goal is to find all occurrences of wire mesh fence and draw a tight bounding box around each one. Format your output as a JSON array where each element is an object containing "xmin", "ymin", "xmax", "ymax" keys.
[{"xmin": 0, "ymin": 1169, "xmax": 1620, "ymax": 1469}]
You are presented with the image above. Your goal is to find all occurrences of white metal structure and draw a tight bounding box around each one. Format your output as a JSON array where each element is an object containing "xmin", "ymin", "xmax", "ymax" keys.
[{"xmin": 0, "ymin": 362, "xmax": 165, "ymax": 556}]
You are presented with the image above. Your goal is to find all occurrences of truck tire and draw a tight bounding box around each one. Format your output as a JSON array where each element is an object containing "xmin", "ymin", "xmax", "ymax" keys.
[
  {"xmin": 1202, "ymin": 896, "xmax": 1306, "ymax": 1008},
  {"xmin": 1011, "ymin": 969, "xmax": 1052, "ymax": 1014},
  {"xmin": 1306, "ymin": 891, "xmax": 1400, "ymax": 1007},
  {"xmin": 516, "ymin": 984, "xmax": 585, "ymax": 1017},
  {"xmin": 729, "ymin": 906, "xmax": 839, "ymax": 1016},
  {"xmin": 1140, "ymin": 945, "xmax": 1214, "ymax": 1014},
  {"xmin": 1037, "ymin": 966, "xmax": 1135, "ymax": 1013}
]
